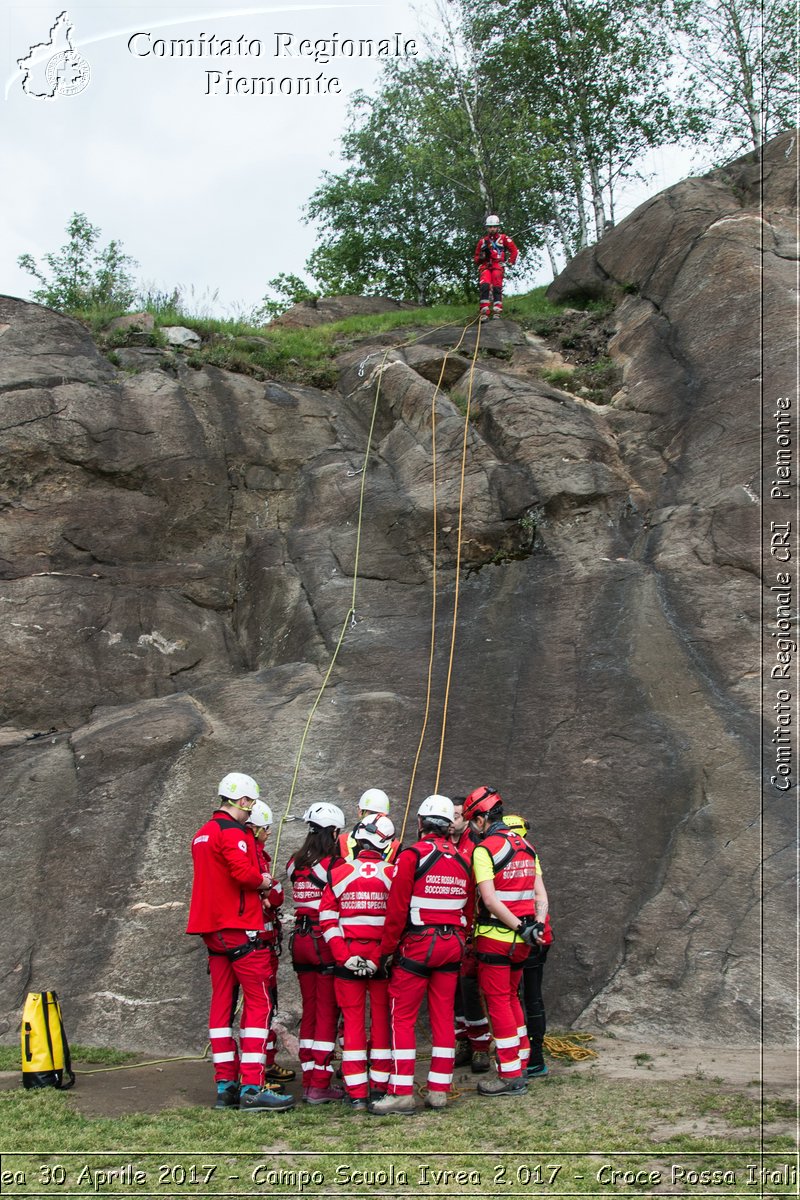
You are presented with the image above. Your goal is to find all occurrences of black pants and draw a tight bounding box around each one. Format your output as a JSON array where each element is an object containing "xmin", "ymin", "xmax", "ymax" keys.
[{"xmin": 521, "ymin": 944, "xmax": 549, "ymax": 1067}]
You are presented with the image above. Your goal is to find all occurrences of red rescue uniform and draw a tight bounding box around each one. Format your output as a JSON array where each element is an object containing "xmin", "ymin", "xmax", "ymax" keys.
[
  {"xmin": 472, "ymin": 822, "xmax": 539, "ymax": 1079},
  {"xmin": 255, "ymin": 842, "xmax": 283, "ymax": 1069},
  {"xmin": 379, "ymin": 835, "xmax": 473, "ymax": 1096},
  {"xmin": 186, "ymin": 811, "xmax": 272, "ymax": 1088},
  {"xmin": 453, "ymin": 827, "xmax": 491, "ymax": 1053},
  {"xmin": 287, "ymin": 854, "xmax": 339, "ymax": 1091},
  {"xmin": 474, "ymin": 231, "xmax": 519, "ymax": 317},
  {"xmin": 319, "ymin": 850, "xmax": 395, "ymax": 1099}
]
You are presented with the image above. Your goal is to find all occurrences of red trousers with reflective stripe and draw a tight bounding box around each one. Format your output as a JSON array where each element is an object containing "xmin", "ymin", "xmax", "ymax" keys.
[
  {"xmin": 263, "ymin": 948, "xmax": 279, "ymax": 1068},
  {"xmin": 454, "ymin": 975, "xmax": 491, "ymax": 1050},
  {"xmin": 479, "ymin": 265, "xmax": 505, "ymax": 314},
  {"xmin": 476, "ymin": 936, "xmax": 530, "ymax": 1079},
  {"xmin": 334, "ymin": 975, "xmax": 391, "ymax": 1099},
  {"xmin": 203, "ymin": 931, "xmax": 274, "ymax": 1088},
  {"xmin": 292, "ymin": 928, "xmax": 338, "ymax": 1089},
  {"xmin": 387, "ymin": 928, "xmax": 464, "ymax": 1095}
]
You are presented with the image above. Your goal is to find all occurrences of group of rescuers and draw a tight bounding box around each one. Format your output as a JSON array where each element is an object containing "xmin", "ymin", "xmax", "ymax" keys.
[{"xmin": 187, "ymin": 772, "xmax": 553, "ymax": 1114}]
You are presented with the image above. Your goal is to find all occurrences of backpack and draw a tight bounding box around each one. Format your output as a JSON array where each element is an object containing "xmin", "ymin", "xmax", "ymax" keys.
[{"xmin": 21, "ymin": 991, "xmax": 76, "ymax": 1090}]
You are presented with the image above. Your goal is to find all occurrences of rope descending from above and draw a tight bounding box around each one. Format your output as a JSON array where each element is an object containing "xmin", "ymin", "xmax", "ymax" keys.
[{"xmin": 400, "ymin": 316, "xmax": 483, "ymax": 840}]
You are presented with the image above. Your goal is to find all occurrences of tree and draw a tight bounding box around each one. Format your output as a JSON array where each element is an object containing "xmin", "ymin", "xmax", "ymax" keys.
[
  {"xmin": 306, "ymin": 48, "xmax": 553, "ymax": 303},
  {"xmin": 463, "ymin": 0, "xmax": 703, "ymax": 247},
  {"xmin": 18, "ymin": 212, "xmax": 137, "ymax": 312},
  {"xmin": 668, "ymin": 0, "xmax": 797, "ymax": 155},
  {"xmin": 252, "ymin": 273, "xmax": 319, "ymax": 322}
]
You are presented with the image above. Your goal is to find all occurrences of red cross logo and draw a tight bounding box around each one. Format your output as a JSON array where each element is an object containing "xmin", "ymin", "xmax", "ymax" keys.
[{"xmin": 360, "ymin": 862, "xmax": 377, "ymax": 877}]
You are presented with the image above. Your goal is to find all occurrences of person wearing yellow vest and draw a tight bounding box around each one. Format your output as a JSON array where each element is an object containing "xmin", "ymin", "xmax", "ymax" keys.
[
  {"xmin": 504, "ymin": 813, "xmax": 553, "ymax": 1079},
  {"xmin": 462, "ymin": 786, "xmax": 549, "ymax": 1097}
]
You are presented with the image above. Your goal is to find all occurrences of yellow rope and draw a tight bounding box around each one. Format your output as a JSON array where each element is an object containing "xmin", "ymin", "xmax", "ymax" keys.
[
  {"xmin": 434, "ymin": 318, "xmax": 482, "ymax": 792},
  {"xmin": 271, "ymin": 314, "xmax": 483, "ymax": 853},
  {"xmin": 273, "ymin": 345, "xmax": 391, "ymax": 864},
  {"xmin": 543, "ymin": 1032, "xmax": 598, "ymax": 1061},
  {"xmin": 400, "ymin": 318, "xmax": 480, "ymax": 840},
  {"xmin": 75, "ymin": 1049, "xmax": 210, "ymax": 1076}
]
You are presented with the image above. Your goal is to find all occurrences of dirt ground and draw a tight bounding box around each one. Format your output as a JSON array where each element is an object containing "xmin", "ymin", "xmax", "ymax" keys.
[{"xmin": 2, "ymin": 1037, "xmax": 796, "ymax": 1121}]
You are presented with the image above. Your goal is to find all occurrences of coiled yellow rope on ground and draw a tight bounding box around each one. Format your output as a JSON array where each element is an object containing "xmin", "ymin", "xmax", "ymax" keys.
[{"xmin": 543, "ymin": 1032, "xmax": 598, "ymax": 1061}]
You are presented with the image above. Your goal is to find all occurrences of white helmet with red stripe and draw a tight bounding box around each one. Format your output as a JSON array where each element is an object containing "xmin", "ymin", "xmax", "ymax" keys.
[
  {"xmin": 353, "ymin": 814, "xmax": 395, "ymax": 851},
  {"xmin": 358, "ymin": 787, "xmax": 390, "ymax": 815}
]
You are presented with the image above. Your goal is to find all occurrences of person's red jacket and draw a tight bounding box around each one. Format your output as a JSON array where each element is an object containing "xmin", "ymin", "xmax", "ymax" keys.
[
  {"xmin": 186, "ymin": 810, "xmax": 265, "ymax": 934},
  {"xmin": 379, "ymin": 835, "xmax": 473, "ymax": 956},
  {"xmin": 474, "ymin": 232, "xmax": 518, "ymax": 267}
]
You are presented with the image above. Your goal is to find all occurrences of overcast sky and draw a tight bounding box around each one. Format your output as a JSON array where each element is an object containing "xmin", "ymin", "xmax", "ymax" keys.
[{"xmin": 2, "ymin": 0, "xmax": 698, "ymax": 318}]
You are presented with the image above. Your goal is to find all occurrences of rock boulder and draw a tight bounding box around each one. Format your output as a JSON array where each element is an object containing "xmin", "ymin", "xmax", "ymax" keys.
[{"xmin": 0, "ymin": 134, "xmax": 794, "ymax": 1054}]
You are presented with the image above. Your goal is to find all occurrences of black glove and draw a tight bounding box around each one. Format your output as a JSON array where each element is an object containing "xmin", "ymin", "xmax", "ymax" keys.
[{"xmin": 517, "ymin": 916, "xmax": 544, "ymax": 946}]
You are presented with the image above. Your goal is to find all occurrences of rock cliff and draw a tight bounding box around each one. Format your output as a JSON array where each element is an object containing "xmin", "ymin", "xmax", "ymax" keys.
[{"xmin": 0, "ymin": 133, "xmax": 795, "ymax": 1053}]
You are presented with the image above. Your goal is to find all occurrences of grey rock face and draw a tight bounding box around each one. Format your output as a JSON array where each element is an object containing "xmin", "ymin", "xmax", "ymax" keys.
[{"xmin": 0, "ymin": 135, "xmax": 793, "ymax": 1053}]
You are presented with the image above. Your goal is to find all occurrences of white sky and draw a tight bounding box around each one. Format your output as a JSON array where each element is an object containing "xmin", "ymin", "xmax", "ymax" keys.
[{"xmin": 2, "ymin": 1, "xmax": 701, "ymax": 318}]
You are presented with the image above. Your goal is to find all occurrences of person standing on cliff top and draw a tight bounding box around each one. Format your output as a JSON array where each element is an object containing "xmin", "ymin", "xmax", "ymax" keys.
[{"xmin": 475, "ymin": 215, "xmax": 519, "ymax": 322}]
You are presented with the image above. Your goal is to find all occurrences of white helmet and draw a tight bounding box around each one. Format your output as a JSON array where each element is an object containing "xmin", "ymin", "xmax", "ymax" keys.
[
  {"xmin": 218, "ymin": 772, "xmax": 260, "ymax": 802},
  {"xmin": 485, "ymin": 214, "xmax": 500, "ymax": 227},
  {"xmin": 418, "ymin": 794, "xmax": 455, "ymax": 825},
  {"xmin": 303, "ymin": 802, "xmax": 345, "ymax": 830},
  {"xmin": 358, "ymin": 788, "xmax": 390, "ymax": 816},
  {"xmin": 353, "ymin": 814, "xmax": 395, "ymax": 852},
  {"xmin": 247, "ymin": 799, "xmax": 273, "ymax": 828}
]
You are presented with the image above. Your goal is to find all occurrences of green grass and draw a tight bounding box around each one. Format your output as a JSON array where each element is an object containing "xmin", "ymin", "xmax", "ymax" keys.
[
  {"xmin": 0, "ymin": 1045, "xmax": 140, "ymax": 1072},
  {"xmin": 76, "ymin": 288, "xmax": 581, "ymax": 387},
  {"xmin": 0, "ymin": 1072, "xmax": 795, "ymax": 1196}
]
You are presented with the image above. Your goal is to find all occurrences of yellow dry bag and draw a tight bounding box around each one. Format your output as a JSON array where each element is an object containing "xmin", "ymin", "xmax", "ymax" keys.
[{"xmin": 21, "ymin": 991, "xmax": 75, "ymax": 1089}]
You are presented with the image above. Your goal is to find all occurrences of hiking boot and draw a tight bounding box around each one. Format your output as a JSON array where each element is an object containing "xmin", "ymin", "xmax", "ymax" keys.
[
  {"xmin": 425, "ymin": 1090, "xmax": 448, "ymax": 1109},
  {"xmin": 369, "ymin": 1092, "xmax": 416, "ymax": 1116},
  {"xmin": 239, "ymin": 1086, "xmax": 295, "ymax": 1112},
  {"xmin": 304, "ymin": 1084, "xmax": 345, "ymax": 1104},
  {"xmin": 479, "ymin": 312, "xmax": 490, "ymax": 323},
  {"xmin": 477, "ymin": 1075, "xmax": 528, "ymax": 1097},
  {"xmin": 526, "ymin": 1062, "xmax": 549, "ymax": 1079},
  {"xmin": 213, "ymin": 1082, "xmax": 240, "ymax": 1109},
  {"xmin": 470, "ymin": 1050, "xmax": 491, "ymax": 1074},
  {"xmin": 453, "ymin": 1040, "xmax": 472, "ymax": 1068},
  {"xmin": 265, "ymin": 1062, "xmax": 296, "ymax": 1083},
  {"xmin": 348, "ymin": 1096, "xmax": 369, "ymax": 1111}
]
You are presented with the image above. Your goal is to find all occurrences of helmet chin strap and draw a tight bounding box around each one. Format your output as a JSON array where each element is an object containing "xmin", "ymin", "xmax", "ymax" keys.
[{"xmin": 227, "ymin": 798, "xmax": 254, "ymax": 814}]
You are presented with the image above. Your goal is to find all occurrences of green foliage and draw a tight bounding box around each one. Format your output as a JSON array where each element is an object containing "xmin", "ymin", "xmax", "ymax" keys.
[
  {"xmin": 306, "ymin": 43, "xmax": 553, "ymax": 304},
  {"xmin": 667, "ymin": 0, "xmax": 798, "ymax": 155},
  {"xmin": 465, "ymin": 0, "xmax": 704, "ymax": 247},
  {"xmin": 18, "ymin": 213, "xmax": 137, "ymax": 313},
  {"xmin": 541, "ymin": 357, "xmax": 621, "ymax": 404},
  {"xmin": 253, "ymin": 273, "xmax": 320, "ymax": 322}
]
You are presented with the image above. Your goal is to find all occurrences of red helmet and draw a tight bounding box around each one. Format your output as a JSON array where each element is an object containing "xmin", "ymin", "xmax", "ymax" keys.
[{"xmin": 462, "ymin": 786, "xmax": 502, "ymax": 821}]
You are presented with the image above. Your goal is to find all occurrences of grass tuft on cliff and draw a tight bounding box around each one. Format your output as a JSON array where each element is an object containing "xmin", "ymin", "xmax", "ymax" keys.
[{"xmin": 81, "ymin": 289, "xmax": 608, "ymax": 387}]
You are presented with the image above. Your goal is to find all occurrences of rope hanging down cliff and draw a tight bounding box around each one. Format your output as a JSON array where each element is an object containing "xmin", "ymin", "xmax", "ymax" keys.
[{"xmin": 273, "ymin": 316, "xmax": 483, "ymax": 862}]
